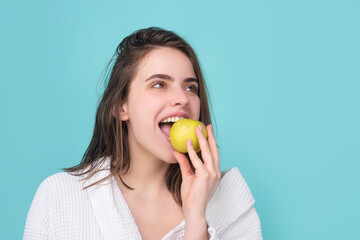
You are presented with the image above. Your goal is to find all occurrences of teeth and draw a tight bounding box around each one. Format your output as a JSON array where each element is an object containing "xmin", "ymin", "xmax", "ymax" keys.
[{"xmin": 160, "ymin": 116, "xmax": 185, "ymax": 123}]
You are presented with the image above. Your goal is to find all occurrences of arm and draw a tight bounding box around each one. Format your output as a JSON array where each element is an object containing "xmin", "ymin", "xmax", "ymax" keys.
[
  {"xmin": 174, "ymin": 124, "xmax": 221, "ymax": 240},
  {"xmin": 174, "ymin": 125, "xmax": 263, "ymax": 239}
]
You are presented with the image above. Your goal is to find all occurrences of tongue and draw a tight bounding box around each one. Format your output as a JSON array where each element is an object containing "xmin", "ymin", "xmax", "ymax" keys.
[{"xmin": 159, "ymin": 123, "xmax": 172, "ymax": 137}]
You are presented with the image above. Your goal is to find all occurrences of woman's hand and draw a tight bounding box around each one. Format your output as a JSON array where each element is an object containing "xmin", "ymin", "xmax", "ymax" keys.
[{"xmin": 173, "ymin": 124, "xmax": 221, "ymax": 239}]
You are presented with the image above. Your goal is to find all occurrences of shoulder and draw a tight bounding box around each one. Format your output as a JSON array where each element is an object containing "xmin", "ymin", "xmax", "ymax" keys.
[
  {"xmin": 33, "ymin": 171, "xmax": 86, "ymax": 203},
  {"xmin": 220, "ymin": 167, "xmax": 252, "ymax": 194},
  {"xmin": 221, "ymin": 166, "xmax": 243, "ymax": 180},
  {"xmin": 25, "ymin": 172, "xmax": 84, "ymax": 233},
  {"xmin": 25, "ymin": 170, "xmax": 107, "ymax": 238},
  {"xmin": 35, "ymin": 157, "xmax": 112, "ymax": 198},
  {"xmin": 26, "ymin": 171, "xmax": 94, "ymax": 225},
  {"xmin": 39, "ymin": 171, "xmax": 82, "ymax": 189},
  {"xmin": 218, "ymin": 167, "xmax": 255, "ymax": 208}
]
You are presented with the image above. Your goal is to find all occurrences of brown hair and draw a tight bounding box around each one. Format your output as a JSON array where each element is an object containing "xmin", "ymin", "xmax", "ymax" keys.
[{"xmin": 64, "ymin": 27, "xmax": 212, "ymax": 205}]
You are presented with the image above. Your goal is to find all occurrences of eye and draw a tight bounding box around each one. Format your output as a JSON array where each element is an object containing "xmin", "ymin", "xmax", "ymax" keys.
[
  {"xmin": 185, "ymin": 84, "xmax": 198, "ymax": 93},
  {"xmin": 152, "ymin": 81, "xmax": 166, "ymax": 89}
]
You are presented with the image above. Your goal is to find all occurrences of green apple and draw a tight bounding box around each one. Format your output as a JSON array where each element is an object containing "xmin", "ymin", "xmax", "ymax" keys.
[{"xmin": 170, "ymin": 119, "xmax": 207, "ymax": 153}]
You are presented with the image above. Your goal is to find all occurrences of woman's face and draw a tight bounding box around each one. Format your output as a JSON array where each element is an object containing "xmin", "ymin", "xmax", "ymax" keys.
[{"xmin": 120, "ymin": 47, "xmax": 200, "ymax": 164}]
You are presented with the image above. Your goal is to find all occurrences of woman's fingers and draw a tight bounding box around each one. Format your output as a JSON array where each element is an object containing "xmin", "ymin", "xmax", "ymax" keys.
[
  {"xmin": 206, "ymin": 124, "xmax": 221, "ymax": 176},
  {"xmin": 186, "ymin": 139, "xmax": 206, "ymax": 172},
  {"xmin": 195, "ymin": 125, "xmax": 216, "ymax": 174},
  {"xmin": 173, "ymin": 151, "xmax": 193, "ymax": 179},
  {"xmin": 184, "ymin": 124, "xmax": 221, "ymax": 180}
]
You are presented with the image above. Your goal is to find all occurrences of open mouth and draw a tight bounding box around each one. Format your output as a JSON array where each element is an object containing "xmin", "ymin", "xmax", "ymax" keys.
[{"xmin": 158, "ymin": 116, "xmax": 186, "ymax": 141}]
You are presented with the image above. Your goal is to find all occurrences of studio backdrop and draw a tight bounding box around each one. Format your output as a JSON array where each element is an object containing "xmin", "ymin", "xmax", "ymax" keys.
[{"xmin": 1, "ymin": 0, "xmax": 359, "ymax": 239}]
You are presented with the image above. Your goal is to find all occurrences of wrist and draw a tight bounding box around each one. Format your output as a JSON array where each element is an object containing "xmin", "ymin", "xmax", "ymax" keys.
[
  {"xmin": 184, "ymin": 216, "xmax": 208, "ymax": 240},
  {"xmin": 183, "ymin": 208, "xmax": 206, "ymax": 221}
]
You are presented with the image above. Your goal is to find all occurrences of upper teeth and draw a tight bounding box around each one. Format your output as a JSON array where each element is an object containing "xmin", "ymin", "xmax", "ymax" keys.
[{"xmin": 160, "ymin": 116, "xmax": 185, "ymax": 123}]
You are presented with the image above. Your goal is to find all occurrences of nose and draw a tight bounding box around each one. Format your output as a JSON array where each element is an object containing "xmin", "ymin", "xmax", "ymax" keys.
[{"xmin": 171, "ymin": 87, "xmax": 190, "ymax": 107}]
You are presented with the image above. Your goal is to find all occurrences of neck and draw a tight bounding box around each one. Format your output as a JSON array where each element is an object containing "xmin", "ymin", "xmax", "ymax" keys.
[{"xmin": 119, "ymin": 142, "xmax": 171, "ymax": 198}]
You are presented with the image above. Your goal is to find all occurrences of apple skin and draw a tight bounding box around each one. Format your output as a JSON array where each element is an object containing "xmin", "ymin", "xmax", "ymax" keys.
[{"xmin": 170, "ymin": 119, "xmax": 208, "ymax": 153}]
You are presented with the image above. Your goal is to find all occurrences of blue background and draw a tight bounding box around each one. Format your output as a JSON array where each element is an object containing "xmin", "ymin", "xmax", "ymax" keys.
[{"xmin": 1, "ymin": 0, "xmax": 359, "ymax": 239}]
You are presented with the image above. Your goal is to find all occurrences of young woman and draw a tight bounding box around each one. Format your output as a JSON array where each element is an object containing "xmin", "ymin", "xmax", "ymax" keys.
[{"xmin": 24, "ymin": 27, "xmax": 263, "ymax": 240}]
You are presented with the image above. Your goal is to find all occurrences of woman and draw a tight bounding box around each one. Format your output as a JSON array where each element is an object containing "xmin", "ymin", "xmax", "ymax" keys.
[{"xmin": 24, "ymin": 27, "xmax": 262, "ymax": 239}]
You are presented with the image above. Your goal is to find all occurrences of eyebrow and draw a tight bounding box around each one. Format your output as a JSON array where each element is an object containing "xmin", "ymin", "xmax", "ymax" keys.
[{"xmin": 145, "ymin": 74, "xmax": 198, "ymax": 83}]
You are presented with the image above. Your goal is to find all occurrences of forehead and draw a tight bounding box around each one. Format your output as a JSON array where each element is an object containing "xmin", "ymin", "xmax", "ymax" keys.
[{"xmin": 135, "ymin": 47, "xmax": 196, "ymax": 79}]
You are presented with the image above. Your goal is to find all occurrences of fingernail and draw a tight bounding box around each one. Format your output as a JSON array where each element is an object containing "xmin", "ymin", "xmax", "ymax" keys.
[
  {"xmin": 197, "ymin": 125, "xmax": 202, "ymax": 131},
  {"xmin": 187, "ymin": 139, "xmax": 192, "ymax": 145}
]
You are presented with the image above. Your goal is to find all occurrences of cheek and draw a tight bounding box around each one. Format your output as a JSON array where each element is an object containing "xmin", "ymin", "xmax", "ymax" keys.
[
  {"xmin": 129, "ymin": 96, "xmax": 159, "ymax": 127},
  {"xmin": 192, "ymin": 97, "xmax": 201, "ymax": 120}
]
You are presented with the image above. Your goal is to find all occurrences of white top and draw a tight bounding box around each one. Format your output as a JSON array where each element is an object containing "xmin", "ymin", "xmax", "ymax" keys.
[{"xmin": 24, "ymin": 157, "xmax": 263, "ymax": 239}]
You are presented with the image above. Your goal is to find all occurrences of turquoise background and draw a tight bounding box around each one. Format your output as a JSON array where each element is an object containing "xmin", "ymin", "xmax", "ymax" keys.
[{"xmin": 1, "ymin": 0, "xmax": 359, "ymax": 239}]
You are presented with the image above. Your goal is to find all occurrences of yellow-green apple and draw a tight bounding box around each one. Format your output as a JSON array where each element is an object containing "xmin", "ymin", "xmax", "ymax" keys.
[{"xmin": 170, "ymin": 119, "xmax": 207, "ymax": 153}]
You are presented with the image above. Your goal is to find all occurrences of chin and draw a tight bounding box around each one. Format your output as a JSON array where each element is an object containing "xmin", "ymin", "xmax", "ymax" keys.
[
  {"xmin": 163, "ymin": 157, "xmax": 178, "ymax": 164},
  {"xmin": 161, "ymin": 152, "xmax": 179, "ymax": 164},
  {"xmin": 167, "ymin": 158, "xmax": 179, "ymax": 164}
]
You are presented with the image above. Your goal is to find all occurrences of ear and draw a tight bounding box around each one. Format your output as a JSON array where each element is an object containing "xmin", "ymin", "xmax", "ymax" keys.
[{"xmin": 112, "ymin": 103, "xmax": 129, "ymax": 121}]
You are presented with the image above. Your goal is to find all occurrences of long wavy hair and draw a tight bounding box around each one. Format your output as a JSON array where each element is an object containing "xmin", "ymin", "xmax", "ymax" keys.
[{"xmin": 64, "ymin": 27, "xmax": 212, "ymax": 205}]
